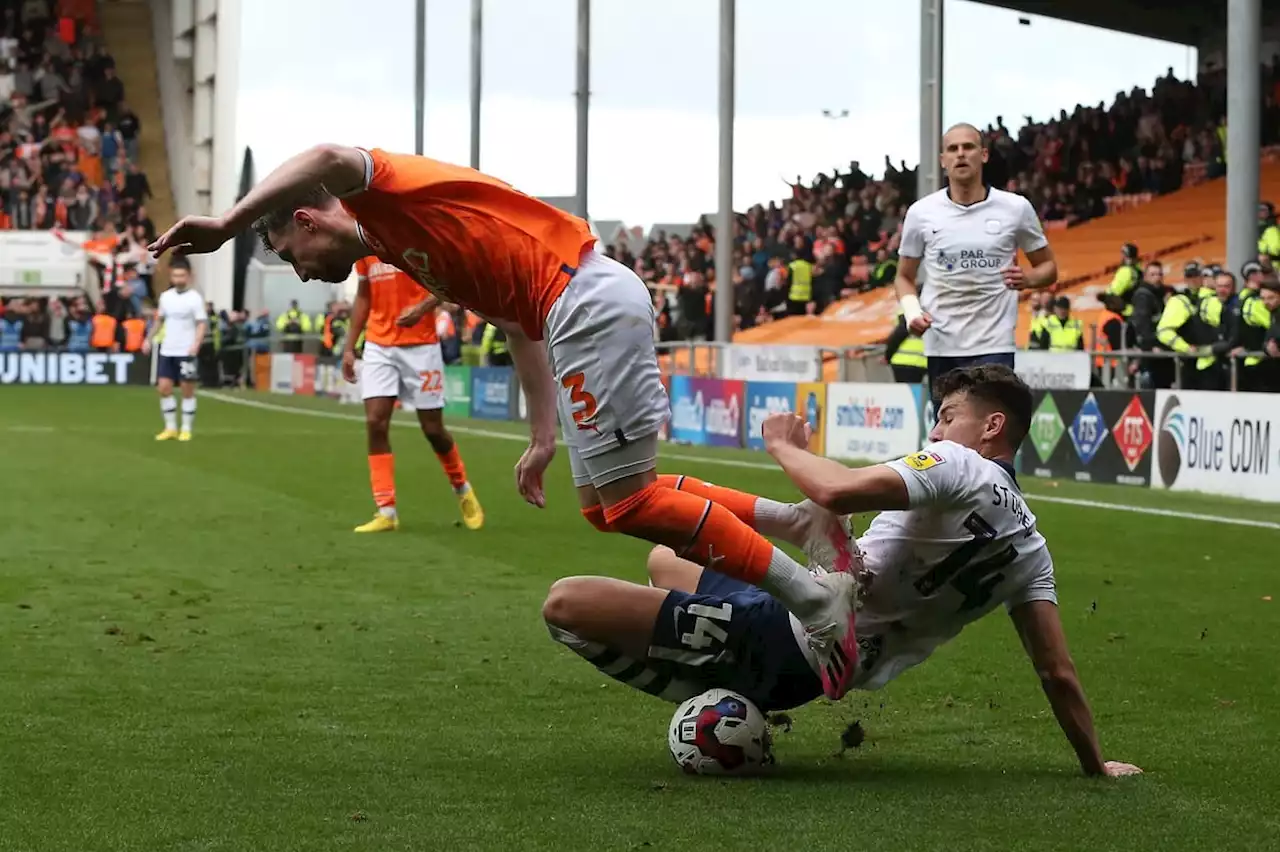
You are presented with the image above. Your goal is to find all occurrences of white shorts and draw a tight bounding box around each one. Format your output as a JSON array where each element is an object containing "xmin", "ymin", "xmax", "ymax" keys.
[
  {"xmin": 360, "ymin": 341, "xmax": 446, "ymax": 410},
  {"xmin": 544, "ymin": 248, "xmax": 670, "ymax": 486}
]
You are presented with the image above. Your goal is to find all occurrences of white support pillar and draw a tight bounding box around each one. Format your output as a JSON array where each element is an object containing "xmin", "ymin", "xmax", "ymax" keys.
[
  {"xmin": 207, "ymin": 0, "xmax": 242, "ymax": 310},
  {"xmin": 179, "ymin": 0, "xmax": 240, "ymax": 308},
  {"xmin": 918, "ymin": 0, "xmax": 944, "ymax": 197},
  {"xmin": 192, "ymin": 0, "xmax": 216, "ymax": 215},
  {"xmin": 1227, "ymin": 0, "xmax": 1261, "ymax": 280}
]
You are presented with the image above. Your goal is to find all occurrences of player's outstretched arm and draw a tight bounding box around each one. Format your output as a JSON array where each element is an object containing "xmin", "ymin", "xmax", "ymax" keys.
[
  {"xmin": 149, "ymin": 145, "xmax": 368, "ymax": 257},
  {"xmin": 505, "ymin": 324, "xmax": 558, "ymax": 508},
  {"xmin": 1010, "ymin": 600, "xmax": 1141, "ymax": 778},
  {"xmin": 762, "ymin": 413, "xmax": 910, "ymax": 515}
]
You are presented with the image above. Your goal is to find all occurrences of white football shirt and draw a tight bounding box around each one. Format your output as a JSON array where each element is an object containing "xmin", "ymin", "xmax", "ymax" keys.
[
  {"xmin": 790, "ymin": 440, "xmax": 1057, "ymax": 691},
  {"xmin": 157, "ymin": 287, "xmax": 206, "ymax": 357},
  {"xmin": 899, "ymin": 187, "xmax": 1048, "ymax": 357}
]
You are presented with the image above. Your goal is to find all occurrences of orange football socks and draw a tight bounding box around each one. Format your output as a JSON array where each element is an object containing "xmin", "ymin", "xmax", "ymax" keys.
[
  {"xmin": 369, "ymin": 453, "xmax": 397, "ymax": 515},
  {"xmin": 656, "ymin": 474, "xmax": 802, "ymax": 544},
  {"xmin": 435, "ymin": 445, "xmax": 469, "ymax": 493},
  {"xmin": 602, "ymin": 482, "xmax": 823, "ymax": 615}
]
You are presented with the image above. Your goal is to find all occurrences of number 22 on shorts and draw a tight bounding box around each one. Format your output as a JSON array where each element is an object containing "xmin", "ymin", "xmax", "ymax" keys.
[
  {"xmin": 419, "ymin": 370, "xmax": 443, "ymax": 393},
  {"xmin": 561, "ymin": 372, "xmax": 600, "ymax": 431}
]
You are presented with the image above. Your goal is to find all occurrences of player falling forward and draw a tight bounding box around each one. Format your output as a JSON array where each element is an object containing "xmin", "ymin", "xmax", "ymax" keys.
[
  {"xmin": 542, "ymin": 365, "xmax": 1141, "ymax": 777},
  {"xmin": 343, "ymin": 256, "xmax": 482, "ymax": 532},
  {"xmin": 149, "ymin": 145, "xmax": 861, "ymax": 698},
  {"xmin": 143, "ymin": 255, "xmax": 205, "ymax": 442}
]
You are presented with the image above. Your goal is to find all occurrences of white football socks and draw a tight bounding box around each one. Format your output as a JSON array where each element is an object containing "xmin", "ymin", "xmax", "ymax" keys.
[
  {"xmin": 759, "ymin": 547, "xmax": 827, "ymax": 617},
  {"xmin": 180, "ymin": 397, "xmax": 196, "ymax": 433},
  {"xmin": 160, "ymin": 396, "xmax": 177, "ymax": 431},
  {"xmin": 752, "ymin": 498, "xmax": 804, "ymax": 545}
]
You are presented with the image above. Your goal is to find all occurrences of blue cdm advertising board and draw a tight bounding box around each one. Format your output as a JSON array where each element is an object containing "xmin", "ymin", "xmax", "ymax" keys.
[
  {"xmin": 744, "ymin": 381, "xmax": 798, "ymax": 450},
  {"xmin": 470, "ymin": 366, "xmax": 516, "ymax": 420}
]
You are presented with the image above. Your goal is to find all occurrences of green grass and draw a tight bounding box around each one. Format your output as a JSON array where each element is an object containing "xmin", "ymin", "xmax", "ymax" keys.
[{"xmin": 1, "ymin": 386, "xmax": 1278, "ymax": 851}]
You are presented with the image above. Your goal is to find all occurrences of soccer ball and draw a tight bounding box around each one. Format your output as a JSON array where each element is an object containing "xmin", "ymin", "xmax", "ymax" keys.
[{"xmin": 667, "ymin": 688, "xmax": 773, "ymax": 775}]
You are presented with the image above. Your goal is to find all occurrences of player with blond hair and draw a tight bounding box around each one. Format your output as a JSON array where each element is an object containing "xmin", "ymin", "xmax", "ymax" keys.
[{"xmin": 895, "ymin": 123, "xmax": 1059, "ymax": 396}]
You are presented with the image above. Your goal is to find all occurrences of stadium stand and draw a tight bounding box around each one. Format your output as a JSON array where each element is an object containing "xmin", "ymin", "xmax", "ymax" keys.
[
  {"xmin": 631, "ymin": 61, "xmax": 1280, "ymax": 359},
  {"xmin": 0, "ymin": 0, "xmax": 164, "ymax": 351}
]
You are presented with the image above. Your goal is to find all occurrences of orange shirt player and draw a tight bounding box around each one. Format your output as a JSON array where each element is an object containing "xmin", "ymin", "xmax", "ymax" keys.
[
  {"xmin": 149, "ymin": 146, "xmax": 863, "ymax": 699},
  {"xmin": 342, "ymin": 256, "xmax": 482, "ymax": 533}
]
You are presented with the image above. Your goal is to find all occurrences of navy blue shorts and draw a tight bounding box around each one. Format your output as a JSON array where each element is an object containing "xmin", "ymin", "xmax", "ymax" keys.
[
  {"xmin": 157, "ymin": 355, "xmax": 197, "ymax": 384},
  {"xmin": 651, "ymin": 570, "xmax": 822, "ymax": 712},
  {"xmin": 927, "ymin": 352, "xmax": 1016, "ymax": 400}
]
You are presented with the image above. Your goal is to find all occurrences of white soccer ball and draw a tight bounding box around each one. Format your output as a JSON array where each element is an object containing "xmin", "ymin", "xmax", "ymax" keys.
[{"xmin": 667, "ymin": 688, "xmax": 773, "ymax": 775}]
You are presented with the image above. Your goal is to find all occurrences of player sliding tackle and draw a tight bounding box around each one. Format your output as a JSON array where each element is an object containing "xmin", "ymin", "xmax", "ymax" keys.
[
  {"xmin": 148, "ymin": 144, "xmax": 862, "ymax": 697},
  {"xmin": 542, "ymin": 366, "xmax": 1141, "ymax": 777}
]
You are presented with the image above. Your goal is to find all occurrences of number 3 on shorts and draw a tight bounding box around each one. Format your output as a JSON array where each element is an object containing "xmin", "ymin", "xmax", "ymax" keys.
[
  {"xmin": 419, "ymin": 370, "xmax": 443, "ymax": 393},
  {"xmin": 561, "ymin": 372, "xmax": 599, "ymax": 428}
]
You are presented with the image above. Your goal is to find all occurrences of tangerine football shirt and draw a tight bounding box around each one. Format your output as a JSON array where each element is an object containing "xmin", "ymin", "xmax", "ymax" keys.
[
  {"xmin": 354, "ymin": 255, "xmax": 438, "ymax": 347},
  {"xmin": 340, "ymin": 149, "xmax": 596, "ymax": 340}
]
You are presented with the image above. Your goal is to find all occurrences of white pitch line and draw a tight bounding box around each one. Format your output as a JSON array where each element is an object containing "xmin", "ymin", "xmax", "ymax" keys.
[{"xmin": 204, "ymin": 391, "xmax": 1280, "ymax": 531}]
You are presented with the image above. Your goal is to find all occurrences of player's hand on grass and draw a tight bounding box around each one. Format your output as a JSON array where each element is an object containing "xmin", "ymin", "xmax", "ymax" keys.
[
  {"xmin": 149, "ymin": 215, "xmax": 233, "ymax": 257},
  {"xmin": 908, "ymin": 312, "xmax": 933, "ymax": 336},
  {"xmin": 761, "ymin": 412, "xmax": 809, "ymax": 453},
  {"xmin": 341, "ymin": 349, "xmax": 357, "ymax": 384},
  {"xmin": 1103, "ymin": 760, "xmax": 1143, "ymax": 777},
  {"xmin": 515, "ymin": 442, "xmax": 556, "ymax": 508},
  {"xmin": 1001, "ymin": 264, "xmax": 1028, "ymax": 290}
]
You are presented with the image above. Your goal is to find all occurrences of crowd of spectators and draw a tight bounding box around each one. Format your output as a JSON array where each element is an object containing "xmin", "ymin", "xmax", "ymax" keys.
[
  {"xmin": 624, "ymin": 62, "xmax": 1280, "ymax": 343},
  {"xmin": 0, "ymin": 0, "xmax": 158, "ymax": 352}
]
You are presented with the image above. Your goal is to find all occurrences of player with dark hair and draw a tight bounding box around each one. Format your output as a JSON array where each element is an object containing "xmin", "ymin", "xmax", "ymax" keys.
[
  {"xmin": 148, "ymin": 144, "xmax": 862, "ymax": 698},
  {"xmin": 143, "ymin": 255, "xmax": 205, "ymax": 441},
  {"xmin": 543, "ymin": 365, "xmax": 1141, "ymax": 777}
]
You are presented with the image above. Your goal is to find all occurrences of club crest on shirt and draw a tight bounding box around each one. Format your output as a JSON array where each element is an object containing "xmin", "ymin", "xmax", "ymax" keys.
[
  {"xmin": 902, "ymin": 450, "xmax": 946, "ymax": 471},
  {"xmin": 401, "ymin": 248, "xmax": 453, "ymax": 299},
  {"xmin": 984, "ymin": 219, "xmax": 1002, "ymax": 234}
]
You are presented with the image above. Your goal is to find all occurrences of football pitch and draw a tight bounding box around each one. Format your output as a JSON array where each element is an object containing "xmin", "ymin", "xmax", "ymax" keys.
[{"xmin": 2, "ymin": 386, "xmax": 1278, "ymax": 852}]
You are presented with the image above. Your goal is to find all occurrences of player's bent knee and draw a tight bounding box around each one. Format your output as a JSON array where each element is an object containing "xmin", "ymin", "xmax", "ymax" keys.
[
  {"xmin": 541, "ymin": 576, "xmax": 591, "ymax": 629},
  {"xmin": 645, "ymin": 546, "xmax": 677, "ymax": 578}
]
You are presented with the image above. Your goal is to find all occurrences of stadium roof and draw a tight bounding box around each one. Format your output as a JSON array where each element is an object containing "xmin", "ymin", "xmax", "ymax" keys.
[{"xmin": 980, "ymin": 0, "xmax": 1280, "ymax": 48}]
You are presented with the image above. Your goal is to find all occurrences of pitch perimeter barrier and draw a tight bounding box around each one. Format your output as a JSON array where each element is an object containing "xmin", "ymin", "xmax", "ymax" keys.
[{"xmin": 244, "ymin": 350, "xmax": 1280, "ymax": 503}]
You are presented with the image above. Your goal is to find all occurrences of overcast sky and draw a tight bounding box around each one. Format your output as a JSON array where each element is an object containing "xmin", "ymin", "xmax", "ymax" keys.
[{"xmin": 236, "ymin": 0, "xmax": 1195, "ymax": 226}]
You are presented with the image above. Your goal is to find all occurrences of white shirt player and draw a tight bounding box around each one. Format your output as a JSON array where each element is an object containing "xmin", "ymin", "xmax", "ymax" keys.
[
  {"xmin": 899, "ymin": 188, "xmax": 1048, "ymax": 357},
  {"xmin": 157, "ymin": 287, "xmax": 206, "ymax": 358},
  {"xmin": 791, "ymin": 440, "xmax": 1056, "ymax": 690}
]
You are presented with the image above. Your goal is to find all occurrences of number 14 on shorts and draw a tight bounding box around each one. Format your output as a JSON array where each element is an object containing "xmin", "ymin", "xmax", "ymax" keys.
[{"xmin": 680, "ymin": 602, "xmax": 733, "ymax": 650}]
